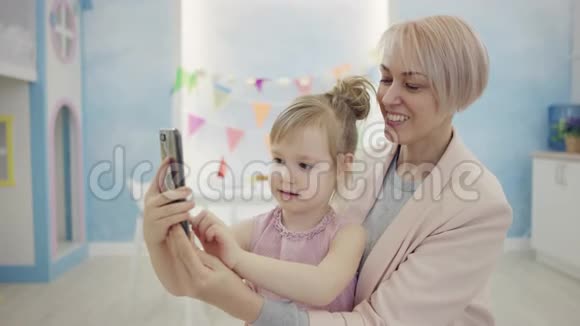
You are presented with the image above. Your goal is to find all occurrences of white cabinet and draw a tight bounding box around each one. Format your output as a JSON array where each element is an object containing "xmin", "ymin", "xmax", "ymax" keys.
[{"xmin": 531, "ymin": 152, "xmax": 580, "ymax": 279}]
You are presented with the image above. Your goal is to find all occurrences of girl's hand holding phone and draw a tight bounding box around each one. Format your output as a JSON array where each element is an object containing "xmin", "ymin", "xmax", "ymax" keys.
[{"xmin": 191, "ymin": 210, "xmax": 243, "ymax": 269}]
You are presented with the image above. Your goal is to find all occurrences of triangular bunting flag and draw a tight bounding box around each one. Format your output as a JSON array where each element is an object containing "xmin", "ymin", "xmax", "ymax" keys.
[
  {"xmin": 171, "ymin": 67, "xmax": 185, "ymax": 93},
  {"xmin": 295, "ymin": 77, "xmax": 312, "ymax": 95},
  {"xmin": 277, "ymin": 77, "xmax": 291, "ymax": 86},
  {"xmin": 332, "ymin": 64, "xmax": 352, "ymax": 80},
  {"xmin": 172, "ymin": 67, "xmax": 198, "ymax": 93},
  {"xmin": 188, "ymin": 114, "xmax": 205, "ymax": 136},
  {"xmin": 188, "ymin": 72, "xmax": 198, "ymax": 92},
  {"xmin": 218, "ymin": 157, "xmax": 227, "ymax": 178},
  {"xmin": 255, "ymin": 78, "xmax": 268, "ymax": 92},
  {"xmin": 226, "ymin": 127, "xmax": 244, "ymax": 152},
  {"xmin": 213, "ymin": 83, "xmax": 232, "ymax": 109},
  {"xmin": 253, "ymin": 102, "xmax": 272, "ymax": 128}
]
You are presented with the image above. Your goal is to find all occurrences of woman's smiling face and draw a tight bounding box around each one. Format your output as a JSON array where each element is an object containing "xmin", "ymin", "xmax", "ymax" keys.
[{"xmin": 377, "ymin": 58, "xmax": 453, "ymax": 146}]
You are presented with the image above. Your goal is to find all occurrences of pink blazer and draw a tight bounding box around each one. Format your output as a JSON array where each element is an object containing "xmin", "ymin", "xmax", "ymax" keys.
[{"xmin": 310, "ymin": 133, "xmax": 513, "ymax": 326}]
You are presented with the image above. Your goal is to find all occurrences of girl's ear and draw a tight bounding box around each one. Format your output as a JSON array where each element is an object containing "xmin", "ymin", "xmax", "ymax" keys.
[{"xmin": 337, "ymin": 153, "xmax": 354, "ymax": 175}]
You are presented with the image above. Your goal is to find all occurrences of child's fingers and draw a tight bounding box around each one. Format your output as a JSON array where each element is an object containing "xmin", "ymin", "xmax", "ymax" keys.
[
  {"xmin": 198, "ymin": 214, "xmax": 215, "ymax": 237},
  {"xmin": 192, "ymin": 220, "xmax": 204, "ymax": 243},
  {"xmin": 190, "ymin": 209, "xmax": 208, "ymax": 230},
  {"xmin": 206, "ymin": 225, "xmax": 217, "ymax": 243}
]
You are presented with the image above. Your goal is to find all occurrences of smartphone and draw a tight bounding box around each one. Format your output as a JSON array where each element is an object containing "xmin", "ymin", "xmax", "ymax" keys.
[{"xmin": 159, "ymin": 128, "xmax": 190, "ymax": 236}]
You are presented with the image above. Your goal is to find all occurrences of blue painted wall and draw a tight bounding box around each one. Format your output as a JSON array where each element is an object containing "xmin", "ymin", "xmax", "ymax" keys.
[
  {"xmin": 398, "ymin": 0, "xmax": 572, "ymax": 237},
  {"xmin": 83, "ymin": 0, "xmax": 174, "ymax": 241}
]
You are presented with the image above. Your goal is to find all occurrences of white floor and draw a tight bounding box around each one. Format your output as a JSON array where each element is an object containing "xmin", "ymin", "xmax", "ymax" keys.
[{"xmin": 1, "ymin": 251, "xmax": 579, "ymax": 326}]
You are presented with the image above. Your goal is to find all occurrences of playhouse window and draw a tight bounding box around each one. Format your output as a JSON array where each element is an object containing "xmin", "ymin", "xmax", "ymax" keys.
[
  {"xmin": 0, "ymin": 116, "xmax": 14, "ymax": 186},
  {"xmin": 52, "ymin": 0, "xmax": 77, "ymax": 62}
]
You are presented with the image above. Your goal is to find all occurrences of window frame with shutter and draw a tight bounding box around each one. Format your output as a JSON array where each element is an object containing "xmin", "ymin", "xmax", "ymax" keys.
[{"xmin": 0, "ymin": 115, "xmax": 15, "ymax": 187}]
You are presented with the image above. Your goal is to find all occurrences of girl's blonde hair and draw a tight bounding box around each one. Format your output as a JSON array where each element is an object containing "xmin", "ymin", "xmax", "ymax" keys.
[
  {"xmin": 270, "ymin": 76, "xmax": 375, "ymax": 164},
  {"xmin": 380, "ymin": 15, "xmax": 489, "ymax": 112}
]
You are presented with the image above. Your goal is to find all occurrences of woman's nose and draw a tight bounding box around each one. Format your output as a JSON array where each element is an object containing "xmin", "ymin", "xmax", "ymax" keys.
[{"xmin": 380, "ymin": 83, "xmax": 403, "ymax": 106}]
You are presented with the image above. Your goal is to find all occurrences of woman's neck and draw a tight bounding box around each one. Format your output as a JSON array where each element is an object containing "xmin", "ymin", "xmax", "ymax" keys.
[
  {"xmin": 281, "ymin": 204, "xmax": 331, "ymax": 232},
  {"xmin": 397, "ymin": 123, "xmax": 453, "ymax": 181}
]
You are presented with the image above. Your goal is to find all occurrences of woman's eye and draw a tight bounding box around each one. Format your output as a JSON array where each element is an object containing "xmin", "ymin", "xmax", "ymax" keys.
[
  {"xmin": 273, "ymin": 158, "xmax": 283, "ymax": 164},
  {"xmin": 299, "ymin": 162, "xmax": 313, "ymax": 170},
  {"xmin": 380, "ymin": 78, "xmax": 393, "ymax": 85},
  {"xmin": 406, "ymin": 83, "xmax": 421, "ymax": 91}
]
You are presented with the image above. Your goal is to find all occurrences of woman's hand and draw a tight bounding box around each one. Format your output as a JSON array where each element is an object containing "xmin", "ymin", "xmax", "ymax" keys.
[
  {"xmin": 191, "ymin": 210, "xmax": 243, "ymax": 269},
  {"xmin": 143, "ymin": 157, "xmax": 195, "ymax": 247},
  {"xmin": 166, "ymin": 225, "xmax": 264, "ymax": 322}
]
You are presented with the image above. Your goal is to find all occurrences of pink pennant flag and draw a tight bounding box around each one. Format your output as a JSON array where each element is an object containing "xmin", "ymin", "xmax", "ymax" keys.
[
  {"xmin": 255, "ymin": 78, "xmax": 268, "ymax": 92},
  {"xmin": 188, "ymin": 114, "xmax": 205, "ymax": 136},
  {"xmin": 226, "ymin": 127, "xmax": 244, "ymax": 152},
  {"xmin": 295, "ymin": 77, "xmax": 312, "ymax": 95}
]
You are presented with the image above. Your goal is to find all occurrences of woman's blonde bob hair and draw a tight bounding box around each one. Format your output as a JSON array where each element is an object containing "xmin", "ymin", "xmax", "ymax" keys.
[{"xmin": 380, "ymin": 15, "xmax": 489, "ymax": 112}]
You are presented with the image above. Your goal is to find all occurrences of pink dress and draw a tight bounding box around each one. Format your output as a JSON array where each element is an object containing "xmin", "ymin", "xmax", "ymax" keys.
[{"xmin": 248, "ymin": 206, "xmax": 357, "ymax": 312}]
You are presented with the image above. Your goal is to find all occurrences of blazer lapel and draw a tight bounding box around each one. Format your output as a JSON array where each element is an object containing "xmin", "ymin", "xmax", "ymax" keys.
[{"xmin": 355, "ymin": 132, "xmax": 468, "ymax": 303}]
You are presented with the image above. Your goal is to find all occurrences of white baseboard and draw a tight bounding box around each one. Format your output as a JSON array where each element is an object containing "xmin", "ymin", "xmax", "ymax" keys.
[
  {"xmin": 536, "ymin": 251, "xmax": 580, "ymax": 280},
  {"xmin": 91, "ymin": 238, "xmax": 532, "ymax": 256},
  {"xmin": 503, "ymin": 237, "xmax": 531, "ymax": 252},
  {"xmin": 89, "ymin": 242, "xmax": 147, "ymax": 257}
]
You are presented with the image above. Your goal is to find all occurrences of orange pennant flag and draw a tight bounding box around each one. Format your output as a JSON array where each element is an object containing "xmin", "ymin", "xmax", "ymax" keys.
[
  {"xmin": 253, "ymin": 102, "xmax": 272, "ymax": 128},
  {"xmin": 332, "ymin": 64, "xmax": 352, "ymax": 79}
]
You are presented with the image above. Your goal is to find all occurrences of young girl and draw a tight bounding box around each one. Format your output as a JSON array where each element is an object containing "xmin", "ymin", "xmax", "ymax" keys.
[{"xmin": 190, "ymin": 76, "xmax": 374, "ymax": 312}]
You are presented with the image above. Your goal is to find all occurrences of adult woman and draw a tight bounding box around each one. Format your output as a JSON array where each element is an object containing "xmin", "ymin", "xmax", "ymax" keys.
[{"xmin": 144, "ymin": 15, "xmax": 512, "ymax": 325}]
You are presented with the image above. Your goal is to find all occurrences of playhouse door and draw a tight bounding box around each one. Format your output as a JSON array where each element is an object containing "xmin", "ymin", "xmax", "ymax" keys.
[{"xmin": 54, "ymin": 106, "xmax": 75, "ymax": 255}]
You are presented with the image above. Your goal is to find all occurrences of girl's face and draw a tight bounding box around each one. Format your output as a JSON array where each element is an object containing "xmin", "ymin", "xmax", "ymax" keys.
[
  {"xmin": 269, "ymin": 126, "xmax": 336, "ymax": 215},
  {"xmin": 377, "ymin": 55, "xmax": 453, "ymax": 145}
]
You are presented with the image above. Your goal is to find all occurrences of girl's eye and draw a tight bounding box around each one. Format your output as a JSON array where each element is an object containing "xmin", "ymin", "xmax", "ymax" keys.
[{"xmin": 299, "ymin": 162, "xmax": 313, "ymax": 170}]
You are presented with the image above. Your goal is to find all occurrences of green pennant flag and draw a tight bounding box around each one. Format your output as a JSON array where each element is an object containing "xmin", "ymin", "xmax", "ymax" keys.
[
  {"xmin": 172, "ymin": 67, "xmax": 199, "ymax": 93},
  {"xmin": 188, "ymin": 72, "xmax": 198, "ymax": 92}
]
